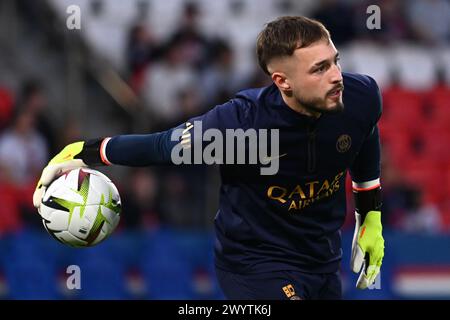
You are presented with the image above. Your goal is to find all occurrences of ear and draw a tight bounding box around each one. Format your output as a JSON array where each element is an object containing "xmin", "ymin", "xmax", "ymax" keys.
[{"xmin": 271, "ymin": 72, "xmax": 291, "ymax": 92}]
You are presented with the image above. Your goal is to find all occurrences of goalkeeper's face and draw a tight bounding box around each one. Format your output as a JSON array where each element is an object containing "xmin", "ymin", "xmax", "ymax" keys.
[{"xmin": 270, "ymin": 40, "xmax": 344, "ymax": 115}]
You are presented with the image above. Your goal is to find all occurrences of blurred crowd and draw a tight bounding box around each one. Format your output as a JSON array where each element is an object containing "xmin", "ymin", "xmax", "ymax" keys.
[{"xmin": 0, "ymin": 0, "xmax": 449, "ymax": 237}]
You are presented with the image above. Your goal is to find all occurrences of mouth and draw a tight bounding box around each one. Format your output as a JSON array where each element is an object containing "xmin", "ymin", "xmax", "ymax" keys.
[
  {"xmin": 328, "ymin": 86, "xmax": 344, "ymax": 99},
  {"xmin": 328, "ymin": 89, "xmax": 342, "ymax": 99}
]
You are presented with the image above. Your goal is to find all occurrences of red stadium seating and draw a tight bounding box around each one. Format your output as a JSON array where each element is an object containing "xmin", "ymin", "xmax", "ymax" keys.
[
  {"xmin": 439, "ymin": 165, "xmax": 450, "ymax": 227},
  {"xmin": 381, "ymin": 84, "xmax": 449, "ymax": 213},
  {"xmin": 401, "ymin": 159, "xmax": 445, "ymax": 204},
  {"xmin": 0, "ymin": 87, "xmax": 14, "ymax": 129},
  {"xmin": 382, "ymin": 86, "xmax": 426, "ymax": 134},
  {"xmin": 0, "ymin": 184, "xmax": 22, "ymax": 233},
  {"xmin": 379, "ymin": 124, "xmax": 415, "ymax": 166},
  {"xmin": 425, "ymin": 84, "xmax": 450, "ymax": 109},
  {"xmin": 426, "ymin": 104, "xmax": 450, "ymax": 131},
  {"xmin": 418, "ymin": 129, "xmax": 450, "ymax": 165}
]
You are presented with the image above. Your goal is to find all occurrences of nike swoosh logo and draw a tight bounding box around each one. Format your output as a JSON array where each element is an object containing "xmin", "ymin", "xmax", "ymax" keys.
[{"xmin": 261, "ymin": 153, "xmax": 287, "ymax": 163}]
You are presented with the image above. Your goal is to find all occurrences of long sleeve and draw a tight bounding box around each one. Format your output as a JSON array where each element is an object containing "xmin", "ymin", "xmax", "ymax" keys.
[
  {"xmin": 104, "ymin": 129, "xmax": 176, "ymax": 166},
  {"xmin": 350, "ymin": 76, "xmax": 382, "ymax": 183},
  {"xmin": 102, "ymin": 99, "xmax": 249, "ymax": 167}
]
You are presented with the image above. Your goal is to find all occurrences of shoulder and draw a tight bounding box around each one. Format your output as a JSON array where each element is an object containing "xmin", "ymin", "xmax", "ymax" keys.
[
  {"xmin": 235, "ymin": 84, "xmax": 277, "ymax": 105},
  {"xmin": 343, "ymin": 72, "xmax": 380, "ymax": 99},
  {"xmin": 194, "ymin": 88, "xmax": 261, "ymax": 131},
  {"xmin": 209, "ymin": 85, "xmax": 273, "ymax": 129},
  {"xmin": 343, "ymin": 72, "xmax": 382, "ymax": 123}
]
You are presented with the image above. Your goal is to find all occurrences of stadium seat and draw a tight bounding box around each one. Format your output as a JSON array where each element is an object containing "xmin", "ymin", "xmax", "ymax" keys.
[
  {"xmin": 0, "ymin": 184, "xmax": 21, "ymax": 234},
  {"xmin": 440, "ymin": 206, "xmax": 450, "ymax": 230},
  {"xmin": 391, "ymin": 46, "xmax": 437, "ymax": 90},
  {"xmin": 149, "ymin": 0, "xmax": 188, "ymax": 37},
  {"xmin": 443, "ymin": 198, "xmax": 450, "ymax": 229},
  {"xmin": 101, "ymin": 0, "xmax": 142, "ymax": 26},
  {"xmin": 436, "ymin": 47, "xmax": 450, "ymax": 86},
  {"xmin": 0, "ymin": 87, "xmax": 13, "ymax": 129},
  {"xmin": 426, "ymin": 84, "xmax": 450, "ymax": 109},
  {"xmin": 426, "ymin": 106, "xmax": 450, "ymax": 131},
  {"xmin": 379, "ymin": 128, "xmax": 415, "ymax": 166},
  {"xmin": 140, "ymin": 228, "xmax": 194, "ymax": 299},
  {"xmin": 445, "ymin": 165, "xmax": 450, "ymax": 204},
  {"xmin": 382, "ymin": 86, "xmax": 425, "ymax": 134},
  {"xmin": 3, "ymin": 230, "xmax": 60, "ymax": 299},
  {"xmin": 424, "ymin": 86, "xmax": 450, "ymax": 130},
  {"xmin": 171, "ymin": 230, "xmax": 223, "ymax": 299},
  {"xmin": 346, "ymin": 44, "xmax": 392, "ymax": 89},
  {"xmin": 418, "ymin": 128, "xmax": 450, "ymax": 166},
  {"xmin": 69, "ymin": 240, "xmax": 128, "ymax": 299},
  {"xmin": 378, "ymin": 119, "xmax": 405, "ymax": 143},
  {"xmin": 48, "ymin": 0, "xmax": 90, "ymax": 14},
  {"xmin": 84, "ymin": 21, "xmax": 128, "ymax": 69},
  {"xmin": 401, "ymin": 159, "xmax": 445, "ymax": 204},
  {"xmin": 139, "ymin": 227, "xmax": 224, "ymax": 299}
]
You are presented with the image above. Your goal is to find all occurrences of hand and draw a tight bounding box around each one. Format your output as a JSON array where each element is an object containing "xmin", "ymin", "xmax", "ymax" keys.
[
  {"xmin": 33, "ymin": 142, "xmax": 87, "ymax": 213},
  {"xmin": 350, "ymin": 211, "xmax": 384, "ymax": 289}
]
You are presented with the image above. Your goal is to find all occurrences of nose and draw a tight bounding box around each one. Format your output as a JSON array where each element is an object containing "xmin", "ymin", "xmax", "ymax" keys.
[{"xmin": 330, "ymin": 63, "xmax": 343, "ymax": 84}]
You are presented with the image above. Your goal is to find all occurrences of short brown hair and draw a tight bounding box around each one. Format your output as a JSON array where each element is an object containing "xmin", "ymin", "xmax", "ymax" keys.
[{"xmin": 256, "ymin": 16, "xmax": 331, "ymax": 75}]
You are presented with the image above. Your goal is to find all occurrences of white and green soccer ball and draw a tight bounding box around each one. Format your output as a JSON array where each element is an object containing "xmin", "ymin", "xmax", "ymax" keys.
[{"xmin": 40, "ymin": 168, "xmax": 121, "ymax": 247}]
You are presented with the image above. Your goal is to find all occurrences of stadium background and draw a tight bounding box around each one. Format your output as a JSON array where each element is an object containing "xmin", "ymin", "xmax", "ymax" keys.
[{"xmin": 0, "ymin": 0, "xmax": 449, "ymax": 299}]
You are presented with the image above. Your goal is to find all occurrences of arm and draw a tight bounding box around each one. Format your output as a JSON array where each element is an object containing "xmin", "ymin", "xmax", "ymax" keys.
[
  {"xmin": 104, "ymin": 98, "xmax": 248, "ymax": 166},
  {"xmin": 349, "ymin": 76, "xmax": 384, "ymax": 289},
  {"xmin": 33, "ymin": 99, "xmax": 248, "ymax": 211},
  {"xmin": 103, "ymin": 130, "xmax": 177, "ymax": 166}
]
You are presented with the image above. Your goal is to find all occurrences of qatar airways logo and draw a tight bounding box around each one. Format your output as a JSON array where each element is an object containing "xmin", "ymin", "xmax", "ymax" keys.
[
  {"xmin": 170, "ymin": 121, "xmax": 282, "ymax": 175},
  {"xmin": 267, "ymin": 171, "xmax": 345, "ymax": 211}
]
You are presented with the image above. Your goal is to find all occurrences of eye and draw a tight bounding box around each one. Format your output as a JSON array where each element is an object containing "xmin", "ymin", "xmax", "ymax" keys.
[{"xmin": 315, "ymin": 65, "xmax": 326, "ymax": 73}]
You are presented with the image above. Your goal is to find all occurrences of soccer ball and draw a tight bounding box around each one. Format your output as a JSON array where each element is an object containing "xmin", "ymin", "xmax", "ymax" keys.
[{"xmin": 40, "ymin": 168, "xmax": 121, "ymax": 247}]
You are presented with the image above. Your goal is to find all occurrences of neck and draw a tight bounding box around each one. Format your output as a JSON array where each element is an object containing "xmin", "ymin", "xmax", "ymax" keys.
[{"xmin": 280, "ymin": 90, "xmax": 321, "ymax": 119}]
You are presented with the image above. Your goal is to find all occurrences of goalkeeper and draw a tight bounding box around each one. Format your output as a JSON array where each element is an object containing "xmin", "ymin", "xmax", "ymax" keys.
[{"xmin": 33, "ymin": 16, "xmax": 384, "ymax": 299}]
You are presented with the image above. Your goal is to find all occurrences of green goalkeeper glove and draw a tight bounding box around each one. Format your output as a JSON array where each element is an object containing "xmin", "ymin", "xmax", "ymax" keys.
[
  {"xmin": 33, "ymin": 138, "xmax": 108, "ymax": 213},
  {"xmin": 350, "ymin": 210, "xmax": 384, "ymax": 289}
]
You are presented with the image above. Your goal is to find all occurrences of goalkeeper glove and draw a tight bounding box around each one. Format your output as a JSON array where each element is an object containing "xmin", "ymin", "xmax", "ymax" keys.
[
  {"xmin": 350, "ymin": 210, "xmax": 384, "ymax": 289},
  {"xmin": 33, "ymin": 138, "xmax": 110, "ymax": 213}
]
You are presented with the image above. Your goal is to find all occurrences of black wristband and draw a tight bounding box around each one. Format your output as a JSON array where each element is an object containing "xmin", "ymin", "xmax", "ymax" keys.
[
  {"xmin": 76, "ymin": 138, "xmax": 105, "ymax": 166},
  {"xmin": 353, "ymin": 187, "xmax": 382, "ymax": 220}
]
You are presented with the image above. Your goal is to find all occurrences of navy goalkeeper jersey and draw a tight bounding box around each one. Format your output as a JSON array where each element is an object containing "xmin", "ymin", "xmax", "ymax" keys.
[{"xmin": 106, "ymin": 72, "xmax": 382, "ymax": 274}]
